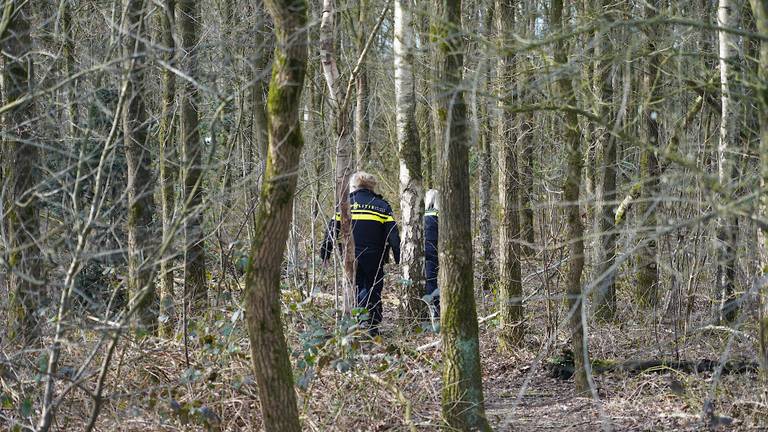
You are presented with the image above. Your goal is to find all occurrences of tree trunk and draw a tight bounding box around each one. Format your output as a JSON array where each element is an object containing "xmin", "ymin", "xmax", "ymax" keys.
[
  {"xmin": 157, "ymin": 0, "xmax": 177, "ymax": 337},
  {"xmin": 395, "ymin": 0, "xmax": 426, "ymax": 324},
  {"xmin": 2, "ymin": 0, "xmax": 43, "ymax": 344},
  {"xmin": 518, "ymin": 11, "xmax": 535, "ymax": 256},
  {"xmin": 749, "ymin": 0, "xmax": 768, "ymax": 371},
  {"xmin": 477, "ymin": 5, "xmax": 496, "ymax": 293},
  {"xmin": 495, "ymin": 0, "xmax": 524, "ymax": 350},
  {"xmin": 593, "ymin": 0, "xmax": 619, "ymax": 321},
  {"xmin": 123, "ymin": 0, "xmax": 157, "ymax": 332},
  {"xmin": 433, "ymin": 0, "xmax": 491, "ymax": 429},
  {"xmin": 636, "ymin": 0, "xmax": 662, "ymax": 307},
  {"xmin": 244, "ymin": 0, "xmax": 307, "ymax": 430},
  {"xmin": 178, "ymin": 0, "xmax": 207, "ymax": 311},
  {"xmin": 355, "ymin": 0, "xmax": 371, "ymax": 168},
  {"xmin": 551, "ymin": 0, "xmax": 590, "ymax": 395},
  {"xmin": 320, "ymin": 0, "xmax": 356, "ymax": 314},
  {"xmin": 60, "ymin": 0, "xmax": 78, "ymax": 137},
  {"xmin": 716, "ymin": 0, "xmax": 741, "ymax": 323}
]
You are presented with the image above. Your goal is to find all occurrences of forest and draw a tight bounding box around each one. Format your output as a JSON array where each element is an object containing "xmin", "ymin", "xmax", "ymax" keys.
[{"xmin": 0, "ymin": 0, "xmax": 767, "ymax": 430}]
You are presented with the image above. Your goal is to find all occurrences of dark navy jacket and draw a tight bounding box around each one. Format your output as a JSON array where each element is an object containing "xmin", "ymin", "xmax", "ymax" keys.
[
  {"xmin": 424, "ymin": 209, "xmax": 439, "ymax": 258},
  {"xmin": 320, "ymin": 189, "xmax": 401, "ymax": 266}
]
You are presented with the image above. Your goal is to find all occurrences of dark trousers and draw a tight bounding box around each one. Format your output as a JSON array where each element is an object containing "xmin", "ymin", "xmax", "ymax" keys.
[
  {"xmin": 425, "ymin": 253, "xmax": 439, "ymax": 315},
  {"xmin": 356, "ymin": 259, "xmax": 384, "ymax": 330}
]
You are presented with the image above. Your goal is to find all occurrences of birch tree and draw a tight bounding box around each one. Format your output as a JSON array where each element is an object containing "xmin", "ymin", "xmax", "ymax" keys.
[
  {"xmin": 715, "ymin": 0, "xmax": 741, "ymax": 323},
  {"xmin": 395, "ymin": 0, "xmax": 426, "ymax": 323}
]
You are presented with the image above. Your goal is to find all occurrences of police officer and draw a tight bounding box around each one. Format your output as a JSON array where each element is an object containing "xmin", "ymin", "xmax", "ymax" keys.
[
  {"xmin": 321, "ymin": 172, "xmax": 401, "ymax": 335},
  {"xmin": 424, "ymin": 189, "xmax": 440, "ymax": 319}
]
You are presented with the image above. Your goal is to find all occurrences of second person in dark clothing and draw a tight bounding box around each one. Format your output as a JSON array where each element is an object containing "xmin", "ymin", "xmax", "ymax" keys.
[
  {"xmin": 424, "ymin": 189, "xmax": 440, "ymax": 319},
  {"xmin": 320, "ymin": 171, "xmax": 401, "ymax": 335}
]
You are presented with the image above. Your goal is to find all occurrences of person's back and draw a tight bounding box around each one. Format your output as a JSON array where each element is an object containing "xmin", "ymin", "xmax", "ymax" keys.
[
  {"xmin": 349, "ymin": 188, "xmax": 399, "ymax": 264},
  {"xmin": 424, "ymin": 189, "xmax": 440, "ymax": 319},
  {"xmin": 320, "ymin": 172, "xmax": 400, "ymax": 335}
]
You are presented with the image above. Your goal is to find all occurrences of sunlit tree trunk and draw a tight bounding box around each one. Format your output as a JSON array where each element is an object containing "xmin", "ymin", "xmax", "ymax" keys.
[
  {"xmin": 495, "ymin": 0, "xmax": 524, "ymax": 350},
  {"xmin": 715, "ymin": 0, "xmax": 741, "ymax": 323},
  {"xmin": 123, "ymin": 0, "xmax": 157, "ymax": 332},
  {"xmin": 2, "ymin": 0, "xmax": 43, "ymax": 344},
  {"xmin": 636, "ymin": 0, "xmax": 662, "ymax": 307},
  {"xmin": 551, "ymin": 0, "xmax": 589, "ymax": 395},
  {"xmin": 244, "ymin": 0, "xmax": 307, "ymax": 430},
  {"xmin": 433, "ymin": 0, "xmax": 491, "ymax": 429},
  {"xmin": 395, "ymin": 0, "xmax": 426, "ymax": 323},
  {"xmin": 157, "ymin": 0, "xmax": 177, "ymax": 337},
  {"xmin": 178, "ymin": 0, "xmax": 207, "ymax": 311}
]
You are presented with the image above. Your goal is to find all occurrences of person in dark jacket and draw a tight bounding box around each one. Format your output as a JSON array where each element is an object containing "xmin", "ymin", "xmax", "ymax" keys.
[
  {"xmin": 424, "ymin": 189, "xmax": 440, "ymax": 319},
  {"xmin": 321, "ymin": 172, "xmax": 401, "ymax": 334}
]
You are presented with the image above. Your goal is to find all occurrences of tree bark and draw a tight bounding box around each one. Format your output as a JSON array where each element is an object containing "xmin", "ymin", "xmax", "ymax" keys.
[
  {"xmin": 244, "ymin": 0, "xmax": 307, "ymax": 430},
  {"xmin": 551, "ymin": 0, "xmax": 590, "ymax": 395},
  {"xmin": 478, "ymin": 5, "xmax": 496, "ymax": 293},
  {"xmin": 636, "ymin": 0, "xmax": 662, "ymax": 307},
  {"xmin": 433, "ymin": 0, "xmax": 491, "ymax": 429},
  {"xmin": 2, "ymin": 0, "xmax": 43, "ymax": 344},
  {"xmin": 157, "ymin": 0, "xmax": 177, "ymax": 337},
  {"xmin": 123, "ymin": 0, "xmax": 157, "ymax": 333},
  {"xmin": 355, "ymin": 0, "xmax": 371, "ymax": 168},
  {"xmin": 593, "ymin": 0, "xmax": 619, "ymax": 321},
  {"xmin": 178, "ymin": 0, "xmax": 207, "ymax": 311},
  {"xmin": 715, "ymin": 0, "xmax": 741, "ymax": 323},
  {"xmin": 749, "ymin": 0, "xmax": 768, "ymax": 372},
  {"xmin": 495, "ymin": 0, "xmax": 524, "ymax": 350},
  {"xmin": 320, "ymin": 0, "xmax": 356, "ymax": 314},
  {"xmin": 395, "ymin": 0, "xmax": 426, "ymax": 324}
]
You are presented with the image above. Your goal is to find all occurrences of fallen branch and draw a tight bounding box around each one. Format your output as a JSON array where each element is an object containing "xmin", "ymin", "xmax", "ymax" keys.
[{"xmin": 549, "ymin": 351, "xmax": 760, "ymax": 380}]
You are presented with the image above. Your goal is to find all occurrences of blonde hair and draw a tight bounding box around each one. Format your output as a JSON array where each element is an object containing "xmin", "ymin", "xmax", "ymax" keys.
[
  {"xmin": 425, "ymin": 189, "xmax": 440, "ymax": 210},
  {"xmin": 349, "ymin": 171, "xmax": 377, "ymax": 193}
]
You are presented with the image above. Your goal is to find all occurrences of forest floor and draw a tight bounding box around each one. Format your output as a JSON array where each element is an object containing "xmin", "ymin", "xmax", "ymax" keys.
[{"xmin": 6, "ymin": 267, "xmax": 768, "ymax": 431}]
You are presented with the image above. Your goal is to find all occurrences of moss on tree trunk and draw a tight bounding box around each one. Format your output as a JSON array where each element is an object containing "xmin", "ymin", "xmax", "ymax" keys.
[{"xmin": 244, "ymin": 1, "xmax": 307, "ymax": 430}]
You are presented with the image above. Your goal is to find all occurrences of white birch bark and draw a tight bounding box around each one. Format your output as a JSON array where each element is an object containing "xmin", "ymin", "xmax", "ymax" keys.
[
  {"xmin": 715, "ymin": 0, "xmax": 741, "ymax": 322},
  {"xmin": 395, "ymin": 0, "xmax": 425, "ymax": 322}
]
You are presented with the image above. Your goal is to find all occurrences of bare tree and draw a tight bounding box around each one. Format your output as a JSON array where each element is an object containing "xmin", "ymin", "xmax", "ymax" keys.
[
  {"xmin": 433, "ymin": 0, "xmax": 491, "ymax": 429},
  {"xmin": 715, "ymin": 0, "xmax": 741, "ymax": 322},
  {"xmin": 395, "ymin": 0, "xmax": 426, "ymax": 324},
  {"xmin": 2, "ymin": 0, "xmax": 43, "ymax": 344},
  {"xmin": 157, "ymin": 0, "xmax": 177, "ymax": 336},
  {"xmin": 178, "ymin": 0, "xmax": 207, "ymax": 310},
  {"xmin": 244, "ymin": 0, "xmax": 307, "ymax": 429},
  {"xmin": 750, "ymin": 0, "xmax": 768, "ymax": 371},
  {"xmin": 636, "ymin": 0, "xmax": 663, "ymax": 307},
  {"xmin": 551, "ymin": 0, "xmax": 589, "ymax": 395},
  {"xmin": 123, "ymin": 0, "xmax": 157, "ymax": 331},
  {"xmin": 593, "ymin": 0, "xmax": 620, "ymax": 321},
  {"xmin": 320, "ymin": 0, "xmax": 356, "ymax": 314},
  {"xmin": 495, "ymin": 0, "xmax": 524, "ymax": 350}
]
